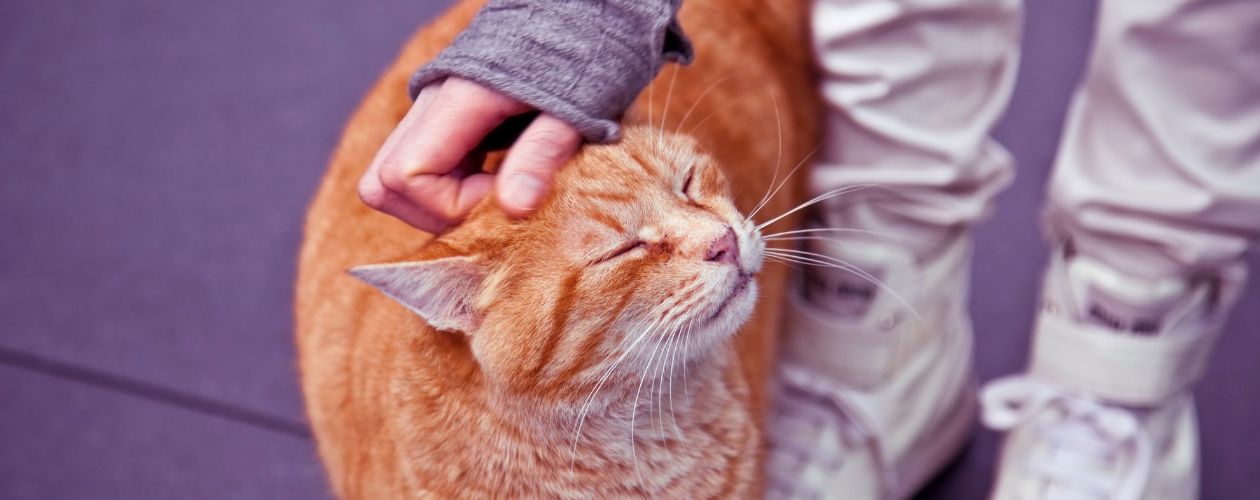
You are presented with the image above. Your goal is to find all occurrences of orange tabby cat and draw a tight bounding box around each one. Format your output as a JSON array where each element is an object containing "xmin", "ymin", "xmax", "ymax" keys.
[{"xmin": 295, "ymin": 0, "xmax": 820, "ymax": 497}]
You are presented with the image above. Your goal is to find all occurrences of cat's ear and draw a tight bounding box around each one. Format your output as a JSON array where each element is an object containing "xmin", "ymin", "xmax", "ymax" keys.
[{"xmin": 349, "ymin": 256, "xmax": 487, "ymax": 334}]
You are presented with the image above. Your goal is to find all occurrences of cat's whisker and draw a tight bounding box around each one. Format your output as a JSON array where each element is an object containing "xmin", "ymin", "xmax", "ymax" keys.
[
  {"xmin": 659, "ymin": 65, "xmax": 682, "ymax": 145},
  {"xmin": 665, "ymin": 322, "xmax": 685, "ymax": 440},
  {"xmin": 662, "ymin": 328, "xmax": 684, "ymax": 452},
  {"xmin": 660, "ymin": 98, "xmax": 735, "ymax": 172},
  {"xmin": 681, "ymin": 319, "xmax": 693, "ymax": 402},
  {"xmin": 764, "ymin": 251, "xmax": 860, "ymax": 279},
  {"xmin": 678, "ymin": 99, "xmax": 737, "ymax": 140},
  {"xmin": 664, "ymin": 323, "xmax": 685, "ymax": 442},
  {"xmin": 607, "ymin": 305, "xmax": 668, "ymax": 354},
  {"xmin": 762, "ymin": 254, "xmax": 809, "ymax": 273},
  {"xmin": 756, "ymin": 183, "xmax": 885, "ymax": 231},
  {"xmin": 745, "ymin": 141, "xmax": 825, "ymax": 224},
  {"xmin": 762, "ymin": 226, "xmax": 921, "ymax": 243},
  {"xmin": 604, "ymin": 299, "xmax": 685, "ymax": 476},
  {"xmin": 660, "ymin": 98, "xmax": 741, "ymax": 174},
  {"xmin": 568, "ymin": 309, "xmax": 671, "ymax": 473},
  {"xmin": 627, "ymin": 321, "xmax": 667, "ymax": 491},
  {"xmin": 755, "ymin": 184, "xmax": 873, "ymax": 230},
  {"xmin": 647, "ymin": 69, "xmax": 656, "ymax": 150},
  {"xmin": 763, "ymin": 249, "xmax": 924, "ymax": 324},
  {"xmin": 767, "ymin": 247, "xmax": 886, "ymax": 284},
  {"xmin": 641, "ymin": 322, "xmax": 673, "ymax": 458},
  {"xmin": 629, "ymin": 353, "xmax": 649, "ymax": 493},
  {"xmin": 655, "ymin": 325, "xmax": 674, "ymax": 436},
  {"xmin": 764, "ymin": 234, "xmax": 928, "ymax": 251},
  {"xmin": 765, "ymin": 248, "xmax": 880, "ymax": 285},
  {"xmin": 662, "ymin": 96, "xmax": 739, "ymax": 171},
  {"xmin": 673, "ymin": 74, "xmax": 736, "ymax": 137},
  {"xmin": 764, "ymin": 252, "xmax": 852, "ymax": 277},
  {"xmin": 576, "ymin": 313, "xmax": 659, "ymax": 407},
  {"xmin": 745, "ymin": 90, "xmax": 783, "ymax": 221},
  {"xmin": 630, "ymin": 322, "xmax": 682, "ymax": 494},
  {"xmin": 656, "ymin": 326, "xmax": 677, "ymax": 442},
  {"xmin": 765, "ymin": 235, "xmax": 886, "ymax": 247}
]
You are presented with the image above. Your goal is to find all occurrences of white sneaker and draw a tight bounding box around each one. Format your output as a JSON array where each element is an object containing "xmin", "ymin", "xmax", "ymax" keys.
[
  {"xmin": 983, "ymin": 250, "xmax": 1245, "ymax": 500},
  {"xmin": 765, "ymin": 232, "xmax": 978, "ymax": 500}
]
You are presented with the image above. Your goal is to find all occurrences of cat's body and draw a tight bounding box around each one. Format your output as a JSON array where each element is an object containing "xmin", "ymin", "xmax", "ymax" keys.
[{"xmin": 296, "ymin": 0, "xmax": 819, "ymax": 497}]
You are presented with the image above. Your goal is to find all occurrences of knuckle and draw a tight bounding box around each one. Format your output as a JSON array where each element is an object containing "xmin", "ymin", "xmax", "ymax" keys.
[
  {"xmin": 377, "ymin": 165, "xmax": 413, "ymax": 193},
  {"xmin": 520, "ymin": 132, "xmax": 575, "ymax": 166},
  {"xmin": 357, "ymin": 178, "xmax": 389, "ymax": 209}
]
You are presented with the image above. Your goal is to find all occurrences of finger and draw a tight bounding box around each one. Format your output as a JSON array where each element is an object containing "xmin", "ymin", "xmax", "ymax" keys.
[
  {"xmin": 394, "ymin": 81, "xmax": 443, "ymax": 140},
  {"xmin": 367, "ymin": 78, "xmax": 532, "ymax": 227},
  {"xmin": 388, "ymin": 78, "xmax": 530, "ymax": 180},
  {"xmin": 358, "ymin": 173, "xmax": 452, "ymax": 233},
  {"xmin": 496, "ymin": 113, "xmax": 581, "ymax": 217},
  {"xmin": 362, "ymin": 81, "xmax": 444, "ymax": 196},
  {"xmin": 451, "ymin": 171, "xmax": 493, "ymax": 214},
  {"xmin": 361, "ymin": 165, "xmax": 496, "ymax": 229}
]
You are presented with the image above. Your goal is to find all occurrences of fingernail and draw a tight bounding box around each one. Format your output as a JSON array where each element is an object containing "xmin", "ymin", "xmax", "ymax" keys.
[{"xmin": 504, "ymin": 174, "xmax": 544, "ymax": 211}]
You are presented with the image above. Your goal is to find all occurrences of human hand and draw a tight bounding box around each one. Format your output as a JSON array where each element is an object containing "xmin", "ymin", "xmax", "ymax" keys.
[{"xmin": 358, "ymin": 77, "xmax": 582, "ymax": 232}]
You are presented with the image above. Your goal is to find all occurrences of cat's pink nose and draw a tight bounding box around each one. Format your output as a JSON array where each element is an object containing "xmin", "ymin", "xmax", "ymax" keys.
[{"xmin": 705, "ymin": 228, "xmax": 740, "ymax": 265}]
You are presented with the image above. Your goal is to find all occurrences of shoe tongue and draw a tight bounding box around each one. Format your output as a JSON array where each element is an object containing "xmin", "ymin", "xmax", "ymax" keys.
[{"xmin": 1064, "ymin": 257, "xmax": 1191, "ymax": 336}]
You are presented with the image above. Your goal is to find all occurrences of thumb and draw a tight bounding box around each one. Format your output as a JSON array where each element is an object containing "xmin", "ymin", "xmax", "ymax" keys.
[{"xmin": 496, "ymin": 113, "xmax": 582, "ymax": 217}]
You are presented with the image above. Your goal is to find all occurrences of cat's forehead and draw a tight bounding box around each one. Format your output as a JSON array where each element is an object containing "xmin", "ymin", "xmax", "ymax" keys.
[{"xmin": 576, "ymin": 133, "xmax": 702, "ymax": 183}]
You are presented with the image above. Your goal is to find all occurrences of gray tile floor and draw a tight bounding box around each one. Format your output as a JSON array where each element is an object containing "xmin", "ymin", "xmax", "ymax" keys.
[{"xmin": 1, "ymin": 1, "xmax": 1257, "ymax": 498}]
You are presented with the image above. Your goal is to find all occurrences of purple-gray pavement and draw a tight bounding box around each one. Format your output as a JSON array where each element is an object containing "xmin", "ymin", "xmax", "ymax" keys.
[
  {"xmin": 0, "ymin": 1, "xmax": 1256, "ymax": 498},
  {"xmin": 0, "ymin": 363, "xmax": 328, "ymax": 499}
]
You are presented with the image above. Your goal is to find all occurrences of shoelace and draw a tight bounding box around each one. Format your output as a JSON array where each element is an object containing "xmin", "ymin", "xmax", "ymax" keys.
[
  {"xmin": 981, "ymin": 376, "xmax": 1152, "ymax": 500},
  {"xmin": 768, "ymin": 367, "xmax": 897, "ymax": 499}
]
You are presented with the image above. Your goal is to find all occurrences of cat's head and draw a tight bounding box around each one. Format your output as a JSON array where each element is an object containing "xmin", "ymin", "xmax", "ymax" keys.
[{"xmin": 352, "ymin": 126, "xmax": 764, "ymax": 397}]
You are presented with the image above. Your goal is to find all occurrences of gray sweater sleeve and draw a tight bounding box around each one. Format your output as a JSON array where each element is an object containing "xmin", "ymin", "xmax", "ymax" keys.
[{"xmin": 409, "ymin": 0, "xmax": 693, "ymax": 143}]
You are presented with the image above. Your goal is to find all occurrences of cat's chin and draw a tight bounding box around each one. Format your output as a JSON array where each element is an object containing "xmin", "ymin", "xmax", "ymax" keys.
[{"xmin": 696, "ymin": 276, "xmax": 758, "ymax": 341}]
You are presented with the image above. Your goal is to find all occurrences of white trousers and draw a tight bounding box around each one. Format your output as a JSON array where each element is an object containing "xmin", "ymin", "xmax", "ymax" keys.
[{"xmin": 810, "ymin": 0, "xmax": 1260, "ymax": 280}]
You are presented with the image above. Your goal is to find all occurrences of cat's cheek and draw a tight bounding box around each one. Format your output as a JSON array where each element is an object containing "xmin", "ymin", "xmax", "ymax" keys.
[{"xmin": 465, "ymin": 327, "xmax": 516, "ymax": 384}]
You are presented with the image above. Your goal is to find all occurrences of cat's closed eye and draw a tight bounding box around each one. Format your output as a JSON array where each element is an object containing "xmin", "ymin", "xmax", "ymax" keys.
[
  {"xmin": 680, "ymin": 166, "xmax": 696, "ymax": 201},
  {"xmin": 596, "ymin": 240, "xmax": 648, "ymax": 264}
]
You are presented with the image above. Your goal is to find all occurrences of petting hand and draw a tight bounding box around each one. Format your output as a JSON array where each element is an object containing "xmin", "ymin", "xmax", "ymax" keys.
[{"xmin": 358, "ymin": 77, "xmax": 582, "ymax": 233}]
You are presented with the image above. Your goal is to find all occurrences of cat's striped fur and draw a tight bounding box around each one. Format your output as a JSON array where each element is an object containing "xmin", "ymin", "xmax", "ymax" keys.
[{"xmin": 295, "ymin": 0, "xmax": 819, "ymax": 496}]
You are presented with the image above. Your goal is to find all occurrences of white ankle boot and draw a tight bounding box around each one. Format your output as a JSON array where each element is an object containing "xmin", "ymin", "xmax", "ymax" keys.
[
  {"xmin": 983, "ymin": 250, "xmax": 1244, "ymax": 500},
  {"xmin": 765, "ymin": 234, "xmax": 977, "ymax": 500}
]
